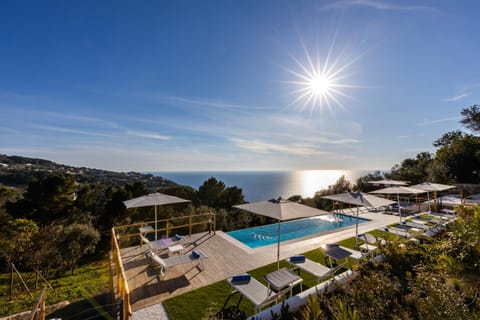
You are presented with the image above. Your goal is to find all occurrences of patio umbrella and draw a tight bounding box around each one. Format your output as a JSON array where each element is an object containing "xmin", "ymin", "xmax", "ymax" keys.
[
  {"xmin": 234, "ymin": 198, "xmax": 329, "ymax": 270},
  {"xmin": 123, "ymin": 193, "xmax": 191, "ymax": 240},
  {"xmin": 370, "ymin": 186, "xmax": 425, "ymax": 222},
  {"xmin": 410, "ymin": 182, "xmax": 455, "ymax": 212},
  {"xmin": 367, "ymin": 179, "xmax": 409, "ymax": 186},
  {"xmin": 322, "ymin": 192, "xmax": 395, "ymax": 247}
]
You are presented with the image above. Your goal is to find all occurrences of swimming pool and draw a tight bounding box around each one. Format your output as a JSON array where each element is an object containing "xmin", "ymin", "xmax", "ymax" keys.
[{"xmin": 227, "ymin": 214, "xmax": 368, "ymax": 248}]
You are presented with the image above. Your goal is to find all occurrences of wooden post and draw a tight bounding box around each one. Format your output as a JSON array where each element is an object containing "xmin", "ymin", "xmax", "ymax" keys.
[
  {"xmin": 124, "ymin": 290, "xmax": 130, "ymax": 320},
  {"xmin": 40, "ymin": 299, "xmax": 46, "ymax": 320},
  {"xmin": 212, "ymin": 213, "xmax": 216, "ymax": 235},
  {"xmin": 189, "ymin": 216, "xmax": 192, "ymax": 237}
]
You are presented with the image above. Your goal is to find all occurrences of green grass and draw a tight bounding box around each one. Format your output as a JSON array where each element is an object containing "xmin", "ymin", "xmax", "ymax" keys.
[
  {"xmin": 164, "ymin": 240, "xmax": 356, "ymax": 319},
  {"xmin": 166, "ymin": 228, "xmax": 451, "ymax": 319},
  {"xmin": 0, "ymin": 258, "xmax": 110, "ymax": 317},
  {"xmin": 368, "ymin": 229, "xmax": 399, "ymax": 241}
]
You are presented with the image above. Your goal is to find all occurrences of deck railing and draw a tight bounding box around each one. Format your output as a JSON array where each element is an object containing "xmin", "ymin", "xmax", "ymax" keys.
[
  {"xmin": 113, "ymin": 212, "xmax": 216, "ymax": 247},
  {"xmin": 111, "ymin": 228, "xmax": 132, "ymax": 320},
  {"xmin": 110, "ymin": 212, "xmax": 215, "ymax": 319},
  {"xmin": 29, "ymin": 286, "xmax": 46, "ymax": 320}
]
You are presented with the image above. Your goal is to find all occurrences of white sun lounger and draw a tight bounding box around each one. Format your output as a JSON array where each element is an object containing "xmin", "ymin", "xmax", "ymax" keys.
[
  {"xmin": 139, "ymin": 233, "xmax": 184, "ymax": 252},
  {"xmin": 381, "ymin": 227, "xmax": 412, "ymax": 238},
  {"xmin": 227, "ymin": 274, "xmax": 288, "ymax": 312},
  {"xmin": 402, "ymin": 221, "xmax": 430, "ymax": 230},
  {"xmin": 357, "ymin": 233, "xmax": 378, "ymax": 253},
  {"xmin": 146, "ymin": 249, "xmax": 207, "ymax": 279},
  {"xmin": 287, "ymin": 256, "xmax": 344, "ymax": 283}
]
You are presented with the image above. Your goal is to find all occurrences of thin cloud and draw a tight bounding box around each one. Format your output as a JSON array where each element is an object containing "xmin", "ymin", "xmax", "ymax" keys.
[
  {"xmin": 33, "ymin": 125, "xmax": 117, "ymax": 138},
  {"xmin": 230, "ymin": 138, "xmax": 327, "ymax": 156},
  {"xmin": 397, "ymin": 133, "xmax": 425, "ymax": 139},
  {"xmin": 416, "ymin": 117, "xmax": 460, "ymax": 126},
  {"xmin": 167, "ymin": 96, "xmax": 276, "ymax": 111},
  {"xmin": 322, "ymin": 0, "xmax": 439, "ymax": 13},
  {"xmin": 43, "ymin": 111, "xmax": 120, "ymax": 128},
  {"xmin": 444, "ymin": 93, "xmax": 470, "ymax": 102},
  {"xmin": 126, "ymin": 130, "xmax": 171, "ymax": 140}
]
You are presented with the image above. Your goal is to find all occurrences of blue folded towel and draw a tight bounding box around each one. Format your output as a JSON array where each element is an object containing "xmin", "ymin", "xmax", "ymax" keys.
[
  {"xmin": 191, "ymin": 250, "xmax": 201, "ymax": 259},
  {"xmin": 174, "ymin": 234, "xmax": 183, "ymax": 241},
  {"xmin": 231, "ymin": 274, "xmax": 251, "ymax": 284},
  {"xmin": 290, "ymin": 255, "xmax": 305, "ymax": 263}
]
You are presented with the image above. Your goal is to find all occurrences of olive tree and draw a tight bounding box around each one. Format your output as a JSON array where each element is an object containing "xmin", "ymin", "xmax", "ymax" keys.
[{"xmin": 59, "ymin": 223, "xmax": 100, "ymax": 275}]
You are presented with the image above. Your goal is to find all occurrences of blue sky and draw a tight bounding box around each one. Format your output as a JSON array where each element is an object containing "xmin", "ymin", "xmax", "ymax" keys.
[{"xmin": 0, "ymin": 0, "xmax": 479, "ymax": 171}]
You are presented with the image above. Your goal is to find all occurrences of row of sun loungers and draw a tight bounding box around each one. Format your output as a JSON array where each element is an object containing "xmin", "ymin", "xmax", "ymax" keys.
[
  {"xmin": 378, "ymin": 211, "xmax": 457, "ymax": 240},
  {"xmin": 226, "ymin": 242, "xmax": 372, "ymax": 313}
]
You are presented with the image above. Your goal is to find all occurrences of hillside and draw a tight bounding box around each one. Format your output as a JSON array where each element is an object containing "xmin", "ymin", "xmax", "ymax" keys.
[{"xmin": 0, "ymin": 154, "xmax": 177, "ymax": 189}]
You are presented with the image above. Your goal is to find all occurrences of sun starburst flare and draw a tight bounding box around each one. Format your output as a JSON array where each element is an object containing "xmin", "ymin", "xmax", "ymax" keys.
[{"xmin": 283, "ymin": 41, "xmax": 363, "ymax": 116}]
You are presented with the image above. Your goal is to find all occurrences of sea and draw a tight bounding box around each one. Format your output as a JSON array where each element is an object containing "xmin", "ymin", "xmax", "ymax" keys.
[{"xmin": 152, "ymin": 170, "xmax": 376, "ymax": 202}]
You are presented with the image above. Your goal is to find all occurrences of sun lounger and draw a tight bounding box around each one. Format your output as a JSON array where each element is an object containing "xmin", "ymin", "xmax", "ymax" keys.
[
  {"xmin": 430, "ymin": 212, "xmax": 455, "ymax": 220},
  {"xmin": 145, "ymin": 249, "xmax": 207, "ymax": 279},
  {"xmin": 422, "ymin": 225, "xmax": 444, "ymax": 237},
  {"xmin": 140, "ymin": 233, "xmax": 184, "ymax": 252},
  {"xmin": 381, "ymin": 227, "xmax": 412, "ymax": 238},
  {"xmin": 287, "ymin": 256, "xmax": 343, "ymax": 283},
  {"xmin": 402, "ymin": 221, "xmax": 430, "ymax": 230},
  {"xmin": 227, "ymin": 274, "xmax": 288, "ymax": 312},
  {"xmin": 357, "ymin": 233, "xmax": 378, "ymax": 253}
]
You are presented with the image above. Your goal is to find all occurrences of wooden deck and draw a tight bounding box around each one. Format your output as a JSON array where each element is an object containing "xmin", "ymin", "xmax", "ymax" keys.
[{"xmin": 120, "ymin": 211, "xmax": 400, "ymax": 312}]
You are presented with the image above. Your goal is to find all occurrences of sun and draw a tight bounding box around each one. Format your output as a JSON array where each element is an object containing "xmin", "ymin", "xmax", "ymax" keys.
[
  {"xmin": 283, "ymin": 42, "xmax": 361, "ymax": 115},
  {"xmin": 309, "ymin": 74, "xmax": 332, "ymax": 96}
]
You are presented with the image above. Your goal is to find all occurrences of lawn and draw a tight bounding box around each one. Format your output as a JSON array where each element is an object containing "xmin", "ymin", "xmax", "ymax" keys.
[
  {"xmin": 0, "ymin": 258, "xmax": 110, "ymax": 317},
  {"xmin": 164, "ymin": 236, "xmax": 364, "ymax": 319}
]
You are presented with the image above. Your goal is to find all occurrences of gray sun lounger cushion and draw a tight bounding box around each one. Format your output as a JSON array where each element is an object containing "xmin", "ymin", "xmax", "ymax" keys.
[
  {"xmin": 146, "ymin": 249, "xmax": 207, "ymax": 279},
  {"xmin": 288, "ymin": 256, "xmax": 334, "ymax": 282},
  {"xmin": 140, "ymin": 234, "xmax": 175, "ymax": 251},
  {"xmin": 363, "ymin": 233, "xmax": 378, "ymax": 244},
  {"xmin": 227, "ymin": 275, "xmax": 287, "ymax": 312},
  {"xmin": 357, "ymin": 233, "xmax": 378, "ymax": 252},
  {"xmin": 402, "ymin": 221, "xmax": 430, "ymax": 230},
  {"xmin": 382, "ymin": 227, "xmax": 412, "ymax": 238}
]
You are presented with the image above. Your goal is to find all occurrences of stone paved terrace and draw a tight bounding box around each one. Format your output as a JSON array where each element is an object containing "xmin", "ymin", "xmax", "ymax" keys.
[{"xmin": 121, "ymin": 210, "xmax": 401, "ymax": 317}]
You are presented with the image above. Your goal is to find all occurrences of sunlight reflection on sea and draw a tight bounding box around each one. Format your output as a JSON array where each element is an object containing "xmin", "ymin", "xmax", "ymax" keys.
[{"xmin": 153, "ymin": 170, "xmax": 374, "ymax": 202}]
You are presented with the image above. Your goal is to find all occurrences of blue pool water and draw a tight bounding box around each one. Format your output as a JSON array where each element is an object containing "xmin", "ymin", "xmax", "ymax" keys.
[{"xmin": 227, "ymin": 214, "xmax": 368, "ymax": 248}]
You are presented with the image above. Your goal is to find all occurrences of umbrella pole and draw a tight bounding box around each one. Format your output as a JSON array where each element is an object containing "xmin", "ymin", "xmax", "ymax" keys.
[
  {"xmin": 397, "ymin": 193, "xmax": 401, "ymax": 223},
  {"xmin": 277, "ymin": 221, "xmax": 281, "ymax": 270},
  {"xmin": 354, "ymin": 207, "xmax": 359, "ymax": 249},
  {"xmin": 427, "ymin": 191, "xmax": 431, "ymax": 212},
  {"xmin": 155, "ymin": 205, "xmax": 157, "ymax": 240}
]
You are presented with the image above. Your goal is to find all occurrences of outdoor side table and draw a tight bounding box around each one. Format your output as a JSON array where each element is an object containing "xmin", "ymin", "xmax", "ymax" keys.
[
  {"xmin": 323, "ymin": 244, "xmax": 352, "ymax": 267},
  {"xmin": 264, "ymin": 267, "xmax": 303, "ymax": 296},
  {"xmin": 168, "ymin": 244, "xmax": 184, "ymax": 256}
]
